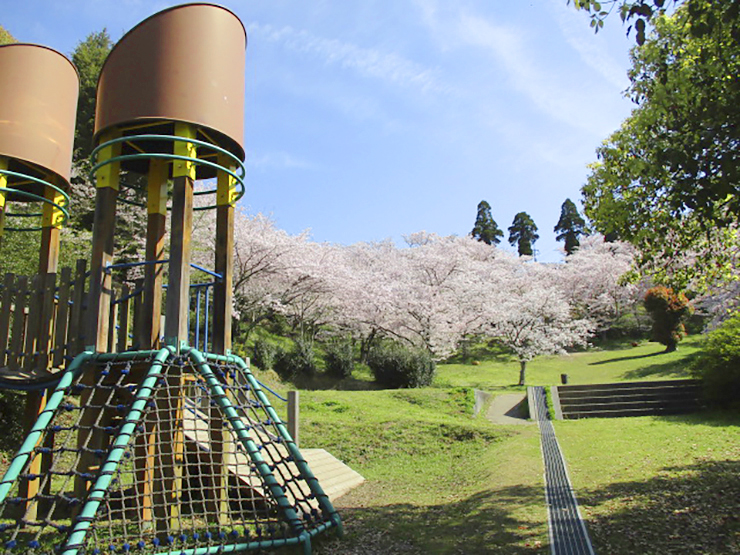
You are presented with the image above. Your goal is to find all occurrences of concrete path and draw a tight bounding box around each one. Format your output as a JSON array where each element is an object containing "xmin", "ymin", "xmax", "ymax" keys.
[{"xmin": 485, "ymin": 393, "xmax": 534, "ymax": 425}]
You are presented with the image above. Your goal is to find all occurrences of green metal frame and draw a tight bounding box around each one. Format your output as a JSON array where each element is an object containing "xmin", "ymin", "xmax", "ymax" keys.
[
  {"xmin": 88, "ymin": 134, "xmax": 246, "ymax": 211},
  {"xmin": 0, "ymin": 168, "xmax": 70, "ymax": 231},
  {"xmin": 0, "ymin": 347, "xmax": 342, "ymax": 555}
]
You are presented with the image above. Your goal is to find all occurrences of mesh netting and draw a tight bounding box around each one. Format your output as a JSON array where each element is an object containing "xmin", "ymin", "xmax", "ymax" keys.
[{"xmin": 0, "ymin": 349, "xmax": 339, "ymax": 555}]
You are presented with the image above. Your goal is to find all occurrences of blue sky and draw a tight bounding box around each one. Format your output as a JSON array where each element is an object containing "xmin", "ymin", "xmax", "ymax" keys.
[{"xmin": 1, "ymin": 0, "xmax": 636, "ymax": 262}]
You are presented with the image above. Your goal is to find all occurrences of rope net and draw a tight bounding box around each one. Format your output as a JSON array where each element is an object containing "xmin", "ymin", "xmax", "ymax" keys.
[{"xmin": 0, "ymin": 349, "xmax": 338, "ymax": 554}]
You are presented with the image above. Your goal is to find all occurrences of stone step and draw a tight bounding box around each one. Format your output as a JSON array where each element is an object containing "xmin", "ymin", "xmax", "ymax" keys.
[
  {"xmin": 559, "ymin": 390, "xmax": 700, "ymax": 405},
  {"xmin": 558, "ymin": 379, "xmax": 701, "ymax": 394},
  {"xmin": 553, "ymin": 379, "xmax": 704, "ymax": 420},
  {"xmin": 560, "ymin": 398, "xmax": 701, "ymax": 413},
  {"xmin": 563, "ymin": 405, "xmax": 700, "ymax": 419}
]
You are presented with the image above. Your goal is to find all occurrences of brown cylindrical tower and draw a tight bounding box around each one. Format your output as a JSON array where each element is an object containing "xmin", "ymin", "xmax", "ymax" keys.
[
  {"xmin": 0, "ymin": 43, "xmax": 79, "ymax": 190},
  {"xmin": 94, "ymin": 2, "xmax": 246, "ymax": 167},
  {"xmin": 87, "ymin": 2, "xmax": 247, "ymax": 357},
  {"xmin": 84, "ymin": 4, "xmax": 247, "ymax": 530},
  {"xmin": 0, "ymin": 44, "xmax": 79, "ymax": 521}
]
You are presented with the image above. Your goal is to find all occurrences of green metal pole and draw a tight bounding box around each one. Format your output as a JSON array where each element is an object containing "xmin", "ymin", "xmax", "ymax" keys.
[
  {"xmin": 0, "ymin": 350, "xmax": 95, "ymax": 503},
  {"xmin": 185, "ymin": 348, "xmax": 309, "ymax": 538},
  {"xmin": 61, "ymin": 346, "xmax": 175, "ymax": 555},
  {"xmin": 207, "ymin": 351, "xmax": 343, "ymax": 536}
]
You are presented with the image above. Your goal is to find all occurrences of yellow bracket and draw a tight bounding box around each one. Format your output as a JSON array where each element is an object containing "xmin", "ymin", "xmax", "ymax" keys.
[
  {"xmin": 147, "ymin": 159, "xmax": 168, "ymax": 215},
  {"xmin": 0, "ymin": 157, "xmax": 7, "ymax": 212},
  {"xmin": 217, "ymin": 155, "xmax": 238, "ymax": 207},
  {"xmin": 173, "ymin": 122, "xmax": 197, "ymax": 180},
  {"xmin": 96, "ymin": 129, "xmax": 122, "ymax": 190},
  {"xmin": 42, "ymin": 179, "xmax": 66, "ymax": 229}
]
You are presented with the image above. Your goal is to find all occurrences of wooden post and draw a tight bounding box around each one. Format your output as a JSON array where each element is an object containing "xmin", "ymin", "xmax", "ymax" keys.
[
  {"xmin": 38, "ymin": 180, "xmax": 64, "ymax": 275},
  {"xmin": 87, "ymin": 130, "xmax": 121, "ymax": 353},
  {"xmin": 206, "ymin": 156, "xmax": 237, "ymax": 520},
  {"xmin": 18, "ymin": 391, "xmax": 46, "ymax": 522},
  {"xmin": 0, "ymin": 273, "xmax": 14, "ymax": 367},
  {"xmin": 288, "ymin": 390, "xmax": 300, "ymax": 446},
  {"xmin": 7, "ymin": 276, "xmax": 27, "ymax": 369},
  {"xmin": 212, "ymin": 156, "xmax": 236, "ymax": 355},
  {"xmin": 107, "ymin": 287, "xmax": 119, "ymax": 354},
  {"xmin": 22, "ymin": 275, "xmax": 43, "ymax": 373},
  {"xmin": 140, "ymin": 159, "xmax": 168, "ymax": 350},
  {"xmin": 53, "ymin": 266, "xmax": 72, "ymax": 368},
  {"xmin": 76, "ymin": 131, "xmax": 120, "ymax": 499},
  {"xmin": 163, "ymin": 123, "xmax": 196, "ymax": 347},
  {"xmin": 152, "ymin": 373, "xmax": 186, "ymax": 533},
  {"xmin": 135, "ymin": 416, "xmax": 157, "ymax": 528},
  {"xmin": 155, "ymin": 122, "xmax": 196, "ymax": 533},
  {"xmin": 117, "ymin": 283, "xmax": 131, "ymax": 352},
  {"xmin": 68, "ymin": 259, "xmax": 87, "ymax": 356}
]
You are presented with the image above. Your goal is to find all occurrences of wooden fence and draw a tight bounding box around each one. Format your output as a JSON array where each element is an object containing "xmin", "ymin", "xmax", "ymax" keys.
[{"xmin": 0, "ymin": 260, "xmax": 141, "ymax": 379}]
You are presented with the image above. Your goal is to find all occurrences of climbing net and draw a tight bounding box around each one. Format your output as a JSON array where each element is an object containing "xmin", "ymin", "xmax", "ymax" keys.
[{"xmin": 0, "ymin": 348, "xmax": 340, "ymax": 555}]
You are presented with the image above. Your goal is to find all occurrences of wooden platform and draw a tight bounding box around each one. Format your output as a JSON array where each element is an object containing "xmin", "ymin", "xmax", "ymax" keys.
[
  {"xmin": 182, "ymin": 399, "xmax": 364, "ymax": 505},
  {"xmin": 301, "ymin": 448, "xmax": 365, "ymax": 501}
]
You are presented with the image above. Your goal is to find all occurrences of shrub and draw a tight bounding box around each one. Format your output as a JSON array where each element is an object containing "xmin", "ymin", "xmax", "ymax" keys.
[
  {"xmin": 324, "ymin": 338, "xmax": 354, "ymax": 379},
  {"xmin": 0, "ymin": 390, "xmax": 25, "ymax": 450},
  {"xmin": 691, "ymin": 313, "xmax": 740, "ymax": 408},
  {"xmin": 273, "ymin": 339, "xmax": 318, "ymax": 380},
  {"xmin": 367, "ymin": 341, "xmax": 436, "ymax": 388},
  {"xmin": 252, "ymin": 338, "xmax": 277, "ymax": 371},
  {"xmin": 644, "ymin": 286, "xmax": 693, "ymax": 352}
]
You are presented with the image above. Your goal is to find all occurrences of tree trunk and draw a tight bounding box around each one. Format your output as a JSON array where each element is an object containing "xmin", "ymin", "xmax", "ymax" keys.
[{"xmin": 518, "ymin": 360, "xmax": 527, "ymax": 386}]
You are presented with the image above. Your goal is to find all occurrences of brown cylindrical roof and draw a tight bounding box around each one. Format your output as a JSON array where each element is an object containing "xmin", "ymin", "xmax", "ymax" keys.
[
  {"xmin": 94, "ymin": 3, "xmax": 247, "ymax": 161},
  {"xmin": 0, "ymin": 44, "xmax": 79, "ymax": 187}
]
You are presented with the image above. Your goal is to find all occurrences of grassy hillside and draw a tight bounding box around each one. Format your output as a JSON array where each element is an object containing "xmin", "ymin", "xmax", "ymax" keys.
[
  {"xmin": 299, "ymin": 388, "xmax": 548, "ymax": 554},
  {"xmin": 3, "ymin": 336, "xmax": 737, "ymax": 554},
  {"xmin": 436, "ymin": 336, "xmax": 701, "ymax": 390}
]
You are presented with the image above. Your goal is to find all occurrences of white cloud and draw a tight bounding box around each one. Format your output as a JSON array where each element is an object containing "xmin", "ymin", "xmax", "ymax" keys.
[
  {"xmin": 455, "ymin": 13, "xmax": 595, "ymax": 131},
  {"xmin": 247, "ymin": 22, "xmax": 443, "ymax": 95},
  {"xmin": 546, "ymin": 0, "xmax": 631, "ymax": 91},
  {"xmin": 246, "ymin": 150, "xmax": 319, "ymax": 171}
]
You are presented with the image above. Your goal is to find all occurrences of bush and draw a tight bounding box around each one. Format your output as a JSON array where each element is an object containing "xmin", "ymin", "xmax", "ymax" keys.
[
  {"xmin": 273, "ymin": 339, "xmax": 318, "ymax": 380},
  {"xmin": 0, "ymin": 390, "xmax": 25, "ymax": 450},
  {"xmin": 691, "ymin": 313, "xmax": 740, "ymax": 408},
  {"xmin": 644, "ymin": 286, "xmax": 693, "ymax": 352},
  {"xmin": 252, "ymin": 338, "xmax": 277, "ymax": 371},
  {"xmin": 367, "ymin": 341, "xmax": 436, "ymax": 388},
  {"xmin": 324, "ymin": 338, "xmax": 354, "ymax": 379}
]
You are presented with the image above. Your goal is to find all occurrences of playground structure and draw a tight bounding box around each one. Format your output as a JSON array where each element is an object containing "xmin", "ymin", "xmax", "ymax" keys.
[{"xmin": 0, "ymin": 5, "xmax": 344, "ymax": 554}]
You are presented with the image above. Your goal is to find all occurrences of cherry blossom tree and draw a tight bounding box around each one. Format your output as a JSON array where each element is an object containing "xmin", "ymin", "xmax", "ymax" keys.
[
  {"xmin": 482, "ymin": 262, "xmax": 593, "ymax": 385},
  {"xmin": 194, "ymin": 210, "xmax": 606, "ymax": 376},
  {"xmin": 559, "ymin": 235, "xmax": 642, "ymax": 334}
]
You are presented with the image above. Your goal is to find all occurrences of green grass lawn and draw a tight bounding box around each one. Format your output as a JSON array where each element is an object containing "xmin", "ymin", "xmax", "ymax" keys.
[
  {"xmin": 435, "ymin": 336, "xmax": 701, "ymax": 390},
  {"xmin": 298, "ymin": 388, "xmax": 548, "ymax": 554},
  {"xmin": 556, "ymin": 412, "xmax": 740, "ymax": 554}
]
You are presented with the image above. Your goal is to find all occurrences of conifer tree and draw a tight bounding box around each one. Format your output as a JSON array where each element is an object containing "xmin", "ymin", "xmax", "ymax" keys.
[
  {"xmin": 508, "ymin": 212, "xmax": 539, "ymax": 257},
  {"xmin": 471, "ymin": 200, "xmax": 503, "ymax": 245},
  {"xmin": 554, "ymin": 198, "xmax": 587, "ymax": 255},
  {"xmin": 0, "ymin": 24, "xmax": 17, "ymax": 45}
]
